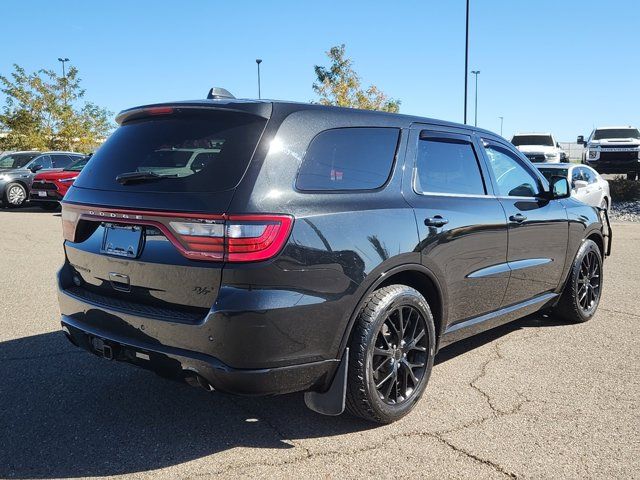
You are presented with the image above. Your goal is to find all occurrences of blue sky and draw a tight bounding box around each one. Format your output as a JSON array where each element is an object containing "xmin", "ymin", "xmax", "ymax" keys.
[{"xmin": 2, "ymin": 0, "xmax": 639, "ymax": 140}]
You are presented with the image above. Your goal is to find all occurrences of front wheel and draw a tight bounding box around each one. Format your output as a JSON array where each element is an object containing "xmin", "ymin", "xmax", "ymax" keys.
[
  {"xmin": 552, "ymin": 239, "xmax": 603, "ymax": 323},
  {"xmin": 4, "ymin": 182, "xmax": 27, "ymax": 207},
  {"xmin": 345, "ymin": 285, "xmax": 436, "ymax": 424}
]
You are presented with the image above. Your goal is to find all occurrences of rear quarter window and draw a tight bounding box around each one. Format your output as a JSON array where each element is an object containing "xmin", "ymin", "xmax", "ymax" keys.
[{"xmin": 295, "ymin": 127, "xmax": 399, "ymax": 191}]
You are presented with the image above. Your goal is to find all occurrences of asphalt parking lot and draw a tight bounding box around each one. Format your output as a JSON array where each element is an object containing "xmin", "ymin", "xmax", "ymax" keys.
[{"xmin": 1, "ymin": 207, "xmax": 638, "ymax": 479}]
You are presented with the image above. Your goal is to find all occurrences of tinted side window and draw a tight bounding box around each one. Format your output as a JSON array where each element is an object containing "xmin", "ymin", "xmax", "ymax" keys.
[
  {"xmin": 571, "ymin": 167, "xmax": 584, "ymax": 183},
  {"xmin": 415, "ymin": 137, "xmax": 485, "ymax": 195},
  {"xmin": 484, "ymin": 144, "xmax": 540, "ymax": 197},
  {"xmin": 51, "ymin": 154, "xmax": 74, "ymax": 168},
  {"xmin": 583, "ymin": 168, "xmax": 596, "ymax": 183},
  {"xmin": 32, "ymin": 155, "xmax": 52, "ymax": 169},
  {"xmin": 296, "ymin": 127, "xmax": 399, "ymax": 191}
]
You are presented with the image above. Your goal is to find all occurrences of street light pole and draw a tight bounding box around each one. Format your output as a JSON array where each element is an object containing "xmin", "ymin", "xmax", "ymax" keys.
[
  {"xmin": 471, "ymin": 70, "xmax": 480, "ymax": 127},
  {"xmin": 464, "ymin": 0, "xmax": 469, "ymax": 124},
  {"xmin": 255, "ymin": 59, "xmax": 262, "ymax": 99},
  {"xmin": 499, "ymin": 116, "xmax": 504, "ymax": 136},
  {"xmin": 58, "ymin": 57, "xmax": 69, "ymax": 106}
]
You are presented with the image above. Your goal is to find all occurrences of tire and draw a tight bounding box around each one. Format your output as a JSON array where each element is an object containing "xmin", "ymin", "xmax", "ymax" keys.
[
  {"xmin": 3, "ymin": 182, "xmax": 27, "ymax": 207},
  {"xmin": 39, "ymin": 202, "xmax": 59, "ymax": 211},
  {"xmin": 345, "ymin": 284, "xmax": 436, "ymax": 424},
  {"xmin": 552, "ymin": 239, "xmax": 603, "ymax": 323}
]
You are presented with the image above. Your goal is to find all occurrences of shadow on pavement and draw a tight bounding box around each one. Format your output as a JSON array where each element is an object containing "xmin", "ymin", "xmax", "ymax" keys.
[
  {"xmin": 1, "ymin": 312, "xmax": 567, "ymax": 478},
  {"xmin": 436, "ymin": 312, "xmax": 571, "ymax": 364},
  {"xmin": 0, "ymin": 205, "xmax": 60, "ymax": 214},
  {"xmin": 0, "ymin": 331, "xmax": 373, "ymax": 478}
]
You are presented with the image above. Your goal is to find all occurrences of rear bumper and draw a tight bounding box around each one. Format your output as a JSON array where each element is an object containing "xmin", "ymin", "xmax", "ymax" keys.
[
  {"xmin": 57, "ymin": 264, "xmax": 340, "ymax": 395},
  {"xmin": 61, "ymin": 314, "xmax": 337, "ymax": 395}
]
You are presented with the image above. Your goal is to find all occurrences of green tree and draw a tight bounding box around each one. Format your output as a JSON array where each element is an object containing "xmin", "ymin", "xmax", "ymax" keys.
[
  {"xmin": 0, "ymin": 64, "xmax": 112, "ymax": 152},
  {"xmin": 313, "ymin": 44, "xmax": 400, "ymax": 113}
]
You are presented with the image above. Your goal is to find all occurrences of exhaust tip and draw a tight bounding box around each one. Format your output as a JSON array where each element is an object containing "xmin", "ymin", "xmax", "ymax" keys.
[{"xmin": 184, "ymin": 372, "xmax": 215, "ymax": 392}]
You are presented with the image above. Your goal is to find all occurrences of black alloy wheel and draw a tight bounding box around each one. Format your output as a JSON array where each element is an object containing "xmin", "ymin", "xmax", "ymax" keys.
[
  {"xmin": 346, "ymin": 284, "xmax": 436, "ymax": 424},
  {"xmin": 553, "ymin": 239, "xmax": 602, "ymax": 323},
  {"xmin": 371, "ymin": 305, "xmax": 428, "ymax": 405},
  {"xmin": 577, "ymin": 250, "xmax": 601, "ymax": 314}
]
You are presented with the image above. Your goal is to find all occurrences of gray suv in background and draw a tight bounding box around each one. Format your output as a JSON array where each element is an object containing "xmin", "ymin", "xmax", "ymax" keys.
[{"xmin": 0, "ymin": 151, "xmax": 85, "ymax": 207}]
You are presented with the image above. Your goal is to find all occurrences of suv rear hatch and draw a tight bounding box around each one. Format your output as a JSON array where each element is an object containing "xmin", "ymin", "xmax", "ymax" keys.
[{"xmin": 60, "ymin": 103, "xmax": 280, "ymax": 321}]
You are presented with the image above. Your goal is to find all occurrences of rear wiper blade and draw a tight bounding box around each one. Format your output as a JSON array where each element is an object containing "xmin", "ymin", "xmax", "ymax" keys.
[{"xmin": 116, "ymin": 171, "xmax": 178, "ymax": 185}]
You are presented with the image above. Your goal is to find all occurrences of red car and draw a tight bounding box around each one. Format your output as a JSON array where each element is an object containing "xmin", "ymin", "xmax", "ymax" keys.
[{"xmin": 29, "ymin": 156, "xmax": 89, "ymax": 210}]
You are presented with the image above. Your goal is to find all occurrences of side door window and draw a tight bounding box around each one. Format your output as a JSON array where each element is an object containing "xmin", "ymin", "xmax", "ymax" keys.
[
  {"xmin": 582, "ymin": 168, "xmax": 596, "ymax": 184},
  {"xmin": 483, "ymin": 144, "xmax": 541, "ymax": 197},
  {"xmin": 415, "ymin": 133, "xmax": 486, "ymax": 195},
  {"xmin": 31, "ymin": 155, "xmax": 52, "ymax": 169},
  {"xmin": 571, "ymin": 167, "xmax": 583, "ymax": 185},
  {"xmin": 51, "ymin": 154, "xmax": 74, "ymax": 169}
]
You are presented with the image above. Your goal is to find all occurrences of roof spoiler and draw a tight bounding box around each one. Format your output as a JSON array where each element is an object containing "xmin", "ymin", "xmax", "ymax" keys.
[{"xmin": 207, "ymin": 87, "xmax": 235, "ymax": 100}]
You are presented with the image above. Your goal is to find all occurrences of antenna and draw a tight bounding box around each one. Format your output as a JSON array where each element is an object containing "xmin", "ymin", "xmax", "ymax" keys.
[{"xmin": 207, "ymin": 87, "xmax": 235, "ymax": 100}]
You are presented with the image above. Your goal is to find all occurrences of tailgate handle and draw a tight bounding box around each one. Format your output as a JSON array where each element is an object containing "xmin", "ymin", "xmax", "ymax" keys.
[{"xmin": 109, "ymin": 272, "xmax": 131, "ymax": 292}]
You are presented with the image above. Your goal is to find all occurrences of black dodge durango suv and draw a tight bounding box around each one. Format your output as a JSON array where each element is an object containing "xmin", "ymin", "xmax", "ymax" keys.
[{"xmin": 58, "ymin": 94, "xmax": 609, "ymax": 423}]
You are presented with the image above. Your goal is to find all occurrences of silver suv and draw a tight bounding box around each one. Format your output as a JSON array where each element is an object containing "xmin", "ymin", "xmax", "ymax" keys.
[{"xmin": 0, "ymin": 151, "xmax": 85, "ymax": 206}]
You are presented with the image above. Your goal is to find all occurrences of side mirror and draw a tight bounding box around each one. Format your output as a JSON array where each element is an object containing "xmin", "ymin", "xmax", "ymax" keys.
[
  {"xmin": 556, "ymin": 142, "xmax": 560, "ymax": 148},
  {"xmin": 573, "ymin": 180, "xmax": 588, "ymax": 190},
  {"xmin": 548, "ymin": 175, "xmax": 570, "ymax": 199},
  {"xmin": 29, "ymin": 165, "xmax": 43, "ymax": 173}
]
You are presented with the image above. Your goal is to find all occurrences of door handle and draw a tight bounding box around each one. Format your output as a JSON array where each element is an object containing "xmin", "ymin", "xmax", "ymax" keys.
[
  {"xmin": 425, "ymin": 215, "xmax": 449, "ymax": 227},
  {"xmin": 509, "ymin": 213, "xmax": 527, "ymax": 223}
]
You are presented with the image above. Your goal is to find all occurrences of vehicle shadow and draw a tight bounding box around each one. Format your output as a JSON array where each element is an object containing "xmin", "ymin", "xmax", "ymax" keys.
[
  {"xmin": 1, "ymin": 312, "xmax": 567, "ymax": 478},
  {"xmin": 0, "ymin": 205, "xmax": 60, "ymax": 214},
  {"xmin": 435, "ymin": 312, "xmax": 571, "ymax": 364}
]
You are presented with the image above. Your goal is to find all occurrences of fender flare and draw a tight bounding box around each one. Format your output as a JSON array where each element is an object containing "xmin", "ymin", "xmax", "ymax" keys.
[{"xmin": 336, "ymin": 263, "xmax": 447, "ymax": 357}]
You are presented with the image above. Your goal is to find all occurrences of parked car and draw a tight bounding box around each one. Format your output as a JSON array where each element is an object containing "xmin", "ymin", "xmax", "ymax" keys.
[
  {"xmin": 0, "ymin": 151, "xmax": 85, "ymax": 207},
  {"xmin": 29, "ymin": 155, "xmax": 90, "ymax": 210},
  {"xmin": 0, "ymin": 151, "xmax": 41, "ymax": 169},
  {"xmin": 536, "ymin": 163, "xmax": 610, "ymax": 211},
  {"xmin": 578, "ymin": 126, "xmax": 640, "ymax": 180},
  {"xmin": 511, "ymin": 133, "xmax": 568, "ymax": 163},
  {"xmin": 58, "ymin": 93, "xmax": 609, "ymax": 424}
]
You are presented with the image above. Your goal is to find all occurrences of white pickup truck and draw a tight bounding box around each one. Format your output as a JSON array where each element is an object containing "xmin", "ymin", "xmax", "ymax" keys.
[
  {"xmin": 511, "ymin": 133, "xmax": 567, "ymax": 163},
  {"xmin": 578, "ymin": 126, "xmax": 640, "ymax": 180}
]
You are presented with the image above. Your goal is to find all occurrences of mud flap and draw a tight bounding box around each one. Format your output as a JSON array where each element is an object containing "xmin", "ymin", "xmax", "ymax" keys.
[{"xmin": 304, "ymin": 348, "xmax": 349, "ymax": 416}]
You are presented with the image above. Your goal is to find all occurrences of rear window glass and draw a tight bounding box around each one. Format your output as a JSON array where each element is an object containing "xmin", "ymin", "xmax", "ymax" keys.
[
  {"xmin": 295, "ymin": 127, "xmax": 399, "ymax": 191},
  {"xmin": 538, "ymin": 168, "xmax": 568, "ymax": 182},
  {"xmin": 511, "ymin": 135, "xmax": 554, "ymax": 146},
  {"xmin": 73, "ymin": 111, "xmax": 267, "ymax": 192}
]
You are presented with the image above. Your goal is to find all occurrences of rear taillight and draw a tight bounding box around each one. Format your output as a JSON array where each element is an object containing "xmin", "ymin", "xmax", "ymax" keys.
[
  {"xmin": 169, "ymin": 215, "xmax": 293, "ymax": 262},
  {"xmin": 226, "ymin": 215, "xmax": 294, "ymax": 262},
  {"xmin": 61, "ymin": 204, "xmax": 293, "ymax": 263}
]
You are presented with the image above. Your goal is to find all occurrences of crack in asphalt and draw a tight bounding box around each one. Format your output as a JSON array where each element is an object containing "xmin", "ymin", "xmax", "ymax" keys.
[
  {"xmin": 600, "ymin": 307, "xmax": 640, "ymax": 319},
  {"xmin": 185, "ymin": 427, "xmax": 518, "ymax": 479},
  {"xmin": 467, "ymin": 334, "xmax": 535, "ymax": 419},
  {"xmin": 184, "ymin": 331, "xmax": 543, "ymax": 479}
]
